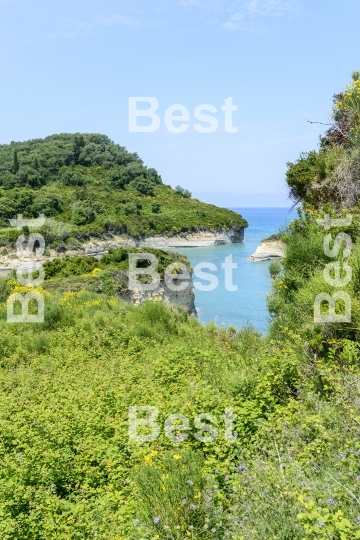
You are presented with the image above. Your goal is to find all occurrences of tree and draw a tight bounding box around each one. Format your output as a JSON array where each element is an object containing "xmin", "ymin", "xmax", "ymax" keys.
[
  {"xmin": 320, "ymin": 71, "xmax": 360, "ymax": 149},
  {"xmin": 73, "ymin": 135, "xmax": 85, "ymax": 164},
  {"xmin": 175, "ymin": 185, "xmax": 192, "ymax": 198},
  {"xmin": 123, "ymin": 203, "xmax": 139, "ymax": 215},
  {"xmin": 72, "ymin": 205, "xmax": 96, "ymax": 225},
  {"xmin": 151, "ymin": 202, "xmax": 161, "ymax": 213},
  {"xmin": 13, "ymin": 150, "xmax": 19, "ymax": 174},
  {"xmin": 134, "ymin": 177, "xmax": 155, "ymax": 196}
]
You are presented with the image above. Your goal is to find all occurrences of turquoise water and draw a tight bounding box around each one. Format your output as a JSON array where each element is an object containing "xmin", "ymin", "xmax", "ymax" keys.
[{"xmin": 175, "ymin": 207, "xmax": 298, "ymax": 334}]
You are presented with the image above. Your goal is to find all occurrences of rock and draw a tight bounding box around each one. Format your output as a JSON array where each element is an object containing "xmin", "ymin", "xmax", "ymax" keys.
[
  {"xmin": 248, "ymin": 235, "xmax": 285, "ymax": 262},
  {"xmin": 123, "ymin": 279, "xmax": 197, "ymax": 317},
  {"xmin": 81, "ymin": 227, "xmax": 245, "ymax": 256},
  {"xmin": 0, "ymin": 228, "xmax": 245, "ymax": 271}
]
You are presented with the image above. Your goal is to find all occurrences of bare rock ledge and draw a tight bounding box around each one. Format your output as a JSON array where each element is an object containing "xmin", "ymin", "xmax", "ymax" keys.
[
  {"xmin": 248, "ymin": 236, "xmax": 285, "ymax": 262},
  {"xmin": 81, "ymin": 227, "xmax": 245, "ymax": 256},
  {"xmin": 0, "ymin": 227, "xmax": 245, "ymax": 273}
]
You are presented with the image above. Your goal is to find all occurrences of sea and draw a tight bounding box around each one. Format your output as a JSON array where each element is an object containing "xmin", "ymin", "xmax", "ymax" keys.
[{"xmin": 174, "ymin": 207, "xmax": 298, "ymax": 334}]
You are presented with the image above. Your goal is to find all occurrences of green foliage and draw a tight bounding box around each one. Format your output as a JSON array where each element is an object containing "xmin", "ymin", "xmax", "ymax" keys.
[
  {"xmin": 1, "ymin": 219, "xmax": 360, "ymax": 539},
  {"xmin": 123, "ymin": 202, "xmax": 139, "ymax": 216},
  {"xmin": 9, "ymin": 74, "xmax": 360, "ymax": 538},
  {"xmin": 151, "ymin": 201, "xmax": 161, "ymax": 214},
  {"xmin": 269, "ymin": 259, "xmax": 282, "ymax": 279},
  {"xmin": 331, "ymin": 71, "xmax": 360, "ymax": 145},
  {"xmin": 13, "ymin": 149, "xmax": 19, "ymax": 174},
  {"xmin": 282, "ymin": 212, "xmax": 328, "ymax": 282},
  {"xmin": 133, "ymin": 177, "xmax": 156, "ymax": 196},
  {"xmin": 286, "ymin": 151, "xmax": 323, "ymax": 202},
  {"xmin": 296, "ymin": 495, "xmax": 360, "ymax": 540},
  {"xmin": 286, "ymin": 72, "xmax": 360, "ymax": 208},
  {"xmin": 72, "ymin": 204, "xmax": 96, "ymax": 225},
  {"xmin": 43, "ymin": 248, "xmax": 191, "ymax": 284},
  {"xmin": 268, "ymin": 209, "xmax": 360, "ymax": 353},
  {"xmin": 175, "ymin": 185, "xmax": 192, "ymax": 198},
  {"xmin": 0, "ymin": 287, "xmax": 299, "ymax": 538},
  {"xmin": 0, "ymin": 134, "xmax": 247, "ymax": 248},
  {"xmin": 286, "ymin": 148, "xmax": 343, "ymax": 206},
  {"xmin": 43, "ymin": 255, "xmax": 100, "ymax": 278},
  {"xmin": 133, "ymin": 450, "xmax": 236, "ymax": 539},
  {"xmin": 0, "ymin": 272, "xmax": 359, "ymax": 539}
]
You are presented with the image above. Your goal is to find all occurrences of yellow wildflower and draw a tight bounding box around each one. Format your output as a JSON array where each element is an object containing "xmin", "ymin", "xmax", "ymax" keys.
[{"xmin": 144, "ymin": 455, "xmax": 154, "ymax": 466}]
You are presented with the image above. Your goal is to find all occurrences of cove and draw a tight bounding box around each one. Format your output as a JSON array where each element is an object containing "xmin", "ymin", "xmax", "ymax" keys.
[{"xmin": 174, "ymin": 207, "xmax": 298, "ymax": 334}]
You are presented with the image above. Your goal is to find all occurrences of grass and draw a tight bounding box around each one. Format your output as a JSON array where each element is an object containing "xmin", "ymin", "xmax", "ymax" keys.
[{"xmin": 0, "ymin": 242, "xmax": 359, "ymax": 538}]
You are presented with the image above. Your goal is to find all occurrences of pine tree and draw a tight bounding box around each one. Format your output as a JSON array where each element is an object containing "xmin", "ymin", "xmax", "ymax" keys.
[{"xmin": 13, "ymin": 150, "xmax": 19, "ymax": 174}]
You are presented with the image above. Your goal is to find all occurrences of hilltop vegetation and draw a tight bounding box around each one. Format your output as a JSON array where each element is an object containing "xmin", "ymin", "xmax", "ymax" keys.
[
  {"xmin": 0, "ymin": 134, "xmax": 247, "ymax": 251},
  {"xmin": 3, "ymin": 74, "xmax": 360, "ymax": 539}
]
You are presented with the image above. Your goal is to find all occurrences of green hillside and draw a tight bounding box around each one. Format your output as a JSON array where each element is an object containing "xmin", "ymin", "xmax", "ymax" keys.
[
  {"xmin": 0, "ymin": 134, "xmax": 247, "ymax": 250},
  {"xmin": 3, "ymin": 75, "xmax": 360, "ymax": 539}
]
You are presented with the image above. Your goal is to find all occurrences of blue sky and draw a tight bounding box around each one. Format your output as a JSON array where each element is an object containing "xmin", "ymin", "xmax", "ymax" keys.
[{"xmin": 0, "ymin": 0, "xmax": 359, "ymax": 206}]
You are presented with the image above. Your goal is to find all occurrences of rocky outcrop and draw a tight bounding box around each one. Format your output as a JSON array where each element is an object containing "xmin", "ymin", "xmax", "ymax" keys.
[
  {"xmin": 248, "ymin": 235, "xmax": 285, "ymax": 262},
  {"xmin": 122, "ymin": 279, "xmax": 196, "ymax": 317}
]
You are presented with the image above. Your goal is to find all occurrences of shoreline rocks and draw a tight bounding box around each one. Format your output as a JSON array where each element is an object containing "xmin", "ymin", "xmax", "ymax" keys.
[
  {"xmin": 0, "ymin": 227, "xmax": 245, "ymax": 272},
  {"xmin": 81, "ymin": 227, "xmax": 245, "ymax": 255},
  {"xmin": 248, "ymin": 235, "xmax": 285, "ymax": 262}
]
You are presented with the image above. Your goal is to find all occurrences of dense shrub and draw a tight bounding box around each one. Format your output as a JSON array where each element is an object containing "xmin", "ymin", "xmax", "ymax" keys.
[
  {"xmin": 43, "ymin": 247, "xmax": 191, "ymax": 281},
  {"xmin": 151, "ymin": 201, "xmax": 161, "ymax": 213},
  {"xmin": 133, "ymin": 177, "xmax": 155, "ymax": 196},
  {"xmin": 175, "ymin": 185, "xmax": 192, "ymax": 198},
  {"xmin": 72, "ymin": 204, "xmax": 96, "ymax": 225},
  {"xmin": 123, "ymin": 202, "xmax": 139, "ymax": 215}
]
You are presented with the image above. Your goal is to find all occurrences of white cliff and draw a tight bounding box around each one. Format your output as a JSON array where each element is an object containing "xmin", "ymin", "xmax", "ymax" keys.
[{"xmin": 248, "ymin": 235, "xmax": 285, "ymax": 262}]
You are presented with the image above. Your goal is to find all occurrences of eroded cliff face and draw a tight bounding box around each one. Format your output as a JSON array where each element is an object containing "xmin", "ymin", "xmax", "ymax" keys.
[
  {"xmin": 248, "ymin": 237, "xmax": 285, "ymax": 262},
  {"xmin": 79, "ymin": 227, "xmax": 245, "ymax": 256},
  {"xmin": 0, "ymin": 227, "xmax": 245, "ymax": 270}
]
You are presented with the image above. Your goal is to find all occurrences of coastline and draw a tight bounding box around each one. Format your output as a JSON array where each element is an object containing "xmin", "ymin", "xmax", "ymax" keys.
[
  {"xmin": 81, "ymin": 227, "xmax": 245, "ymax": 254},
  {"xmin": 0, "ymin": 227, "xmax": 245, "ymax": 273}
]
